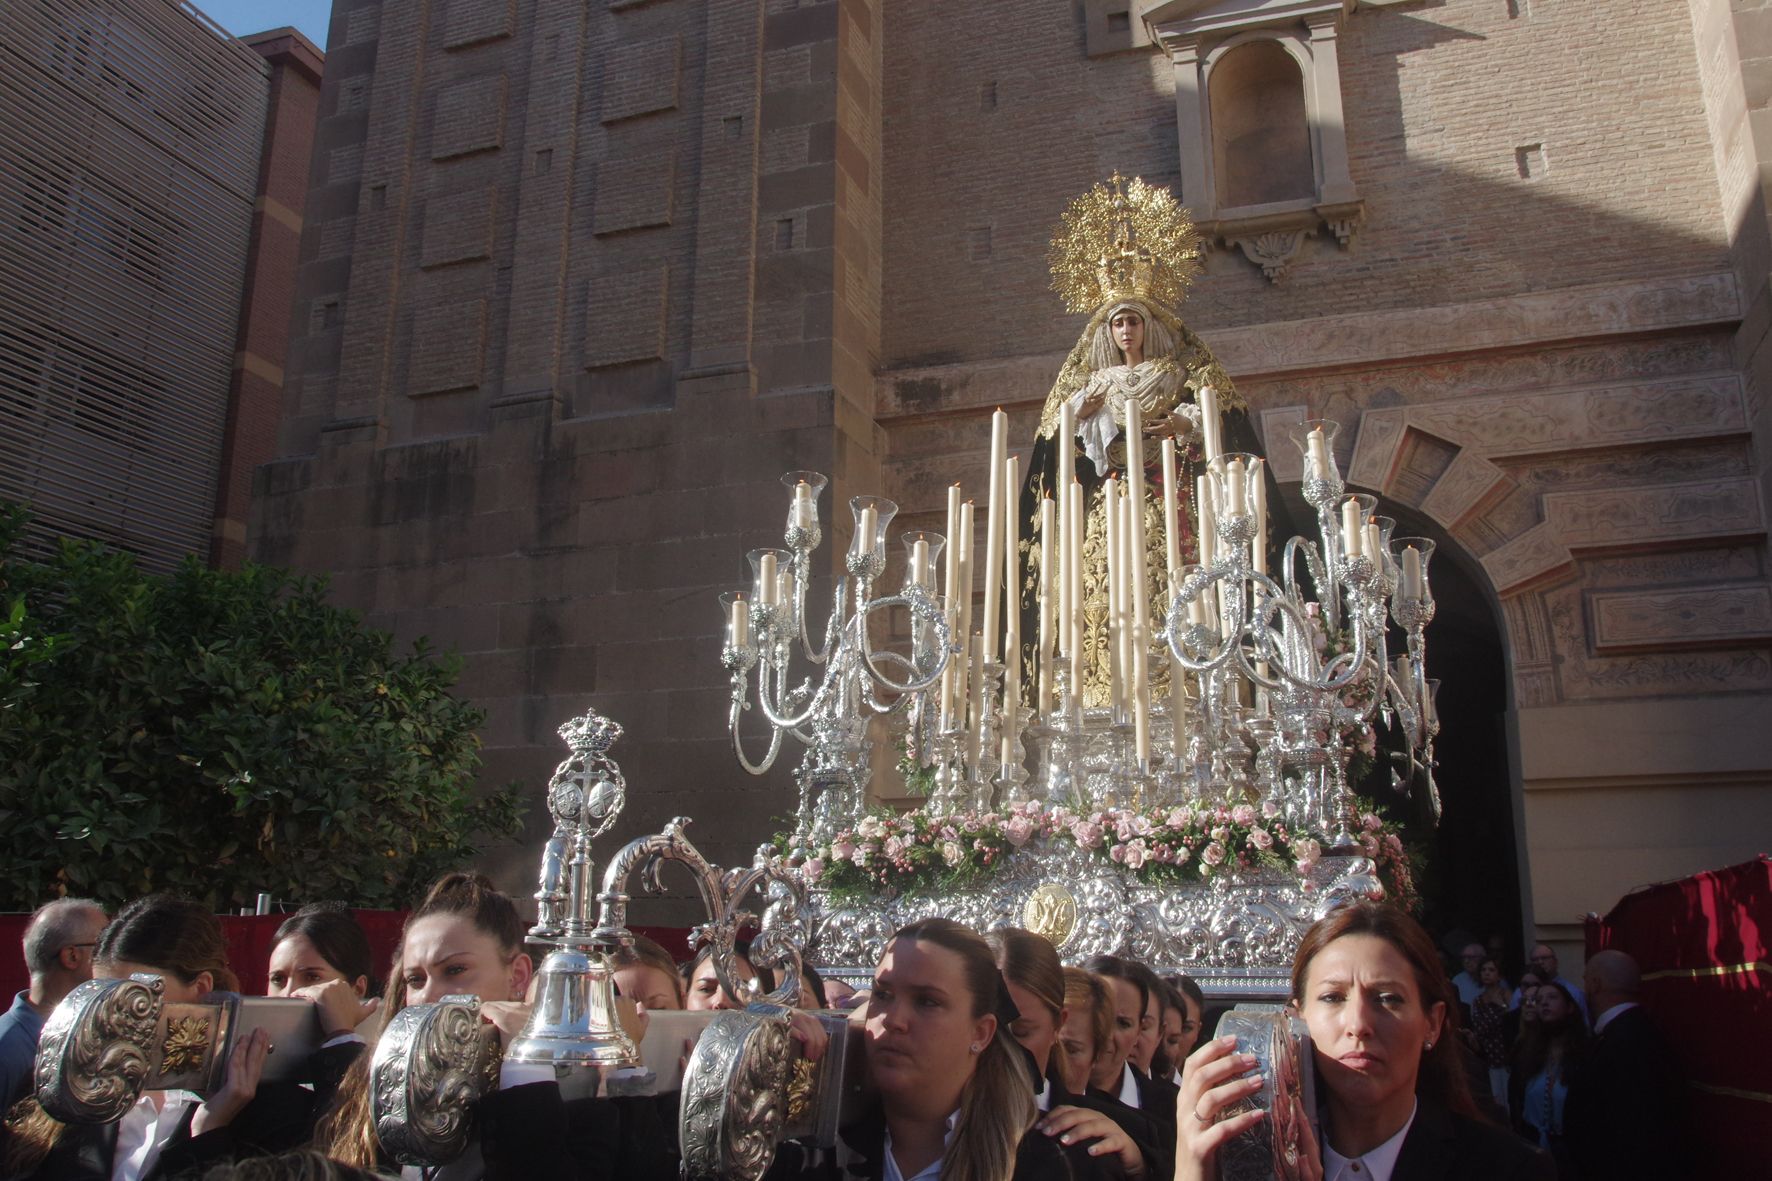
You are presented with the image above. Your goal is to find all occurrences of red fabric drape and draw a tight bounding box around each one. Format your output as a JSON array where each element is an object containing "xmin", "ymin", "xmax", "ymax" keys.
[{"xmin": 1584, "ymin": 854, "xmax": 1772, "ymax": 1171}]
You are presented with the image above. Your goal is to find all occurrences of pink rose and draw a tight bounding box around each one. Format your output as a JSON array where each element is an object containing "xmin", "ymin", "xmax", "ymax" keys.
[
  {"xmin": 1166, "ymin": 808, "xmax": 1190, "ymax": 828},
  {"xmin": 1123, "ymin": 839, "xmax": 1148, "ymax": 869},
  {"xmin": 1261, "ymin": 801, "xmax": 1280, "ymax": 819},
  {"xmin": 1231, "ymin": 804, "xmax": 1257, "ymax": 825},
  {"xmin": 1072, "ymin": 821, "xmax": 1104, "ymax": 849},
  {"xmin": 1248, "ymin": 826, "xmax": 1273, "ymax": 850},
  {"xmin": 1384, "ymin": 833, "xmax": 1404, "ymax": 856},
  {"xmin": 1005, "ymin": 816, "xmax": 1035, "ymax": 847},
  {"xmin": 851, "ymin": 844, "xmax": 873, "ymax": 868},
  {"xmin": 1361, "ymin": 813, "xmax": 1383, "ymax": 832},
  {"xmin": 1359, "ymin": 833, "xmax": 1380, "ymax": 856},
  {"xmin": 856, "ymin": 816, "xmax": 884, "ymax": 839},
  {"xmin": 1115, "ymin": 817, "xmax": 1136, "ymax": 842},
  {"xmin": 941, "ymin": 840, "xmax": 963, "ymax": 866},
  {"xmin": 883, "ymin": 836, "xmax": 904, "ymax": 861},
  {"xmin": 1294, "ymin": 837, "xmax": 1322, "ymax": 870},
  {"xmin": 1203, "ymin": 841, "xmax": 1226, "ymax": 866},
  {"xmin": 832, "ymin": 839, "xmax": 856, "ymax": 862},
  {"xmin": 1109, "ymin": 843, "xmax": 1127, "ymax": 863},
  {"xmin": 803, "ymin": 857, "xmax": 825, "ymax": 882}
]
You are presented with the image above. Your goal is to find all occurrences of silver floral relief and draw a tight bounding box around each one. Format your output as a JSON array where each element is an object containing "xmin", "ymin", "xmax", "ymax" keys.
[
  {"xmin": 35, "ymin": 974, "xmax": 163, "ymax": 1124},
  {"xmin": 679, "ymin": 1008, "xmax": 794, "ymax": 1181},
  {"xmin": 807, "ymin": 844, "xmax": 1377, "ymax": 980},
  {"xmin": 371, "ymin": 995, "xmax": 500, "ymax": 1166},
  {"xmin": 1214, "ymin": 1009, "xmax": 1316, "ymax": 1181}
]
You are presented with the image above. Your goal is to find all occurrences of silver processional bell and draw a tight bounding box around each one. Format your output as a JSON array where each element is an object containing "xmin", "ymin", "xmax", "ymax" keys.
[{"xmin": 504, "ymin": 709, "xmax": 639, "ymax": 1069}]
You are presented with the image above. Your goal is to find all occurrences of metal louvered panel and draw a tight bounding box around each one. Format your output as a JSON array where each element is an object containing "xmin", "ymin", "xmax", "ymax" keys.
[{"xmin": 0, "ymin": 0, "xmax": 269, "ymax": 573}]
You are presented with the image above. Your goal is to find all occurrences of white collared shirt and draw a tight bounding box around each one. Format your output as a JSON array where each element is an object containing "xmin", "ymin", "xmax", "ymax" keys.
[
  {"xmin": 112, "ymin": 1090, "xmax": 199, "ymax": 1181},
  {"xmin": 1322, "ymin": 1099, "xmax": 1416, "ymax": 1181},
  {"xmin": 1036, "ymin": 1076, "xmax": 1052, "ymax": 1112},
  {"xmin": 1592, "ymin": 1001, "xmax": 1639, "ymax": 1035},
  {"xmin": 883, "ymin": 1110, "xmax": 959, "ymax": 1181},
  {"xmin": 1118, "ymin": 1061, "xmax": 1140, "ymax": 1108}
]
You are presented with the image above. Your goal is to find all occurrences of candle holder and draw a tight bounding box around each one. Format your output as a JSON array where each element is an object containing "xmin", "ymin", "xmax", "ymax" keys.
[{"xmin": 727, "ymin": 478, "xmax": 950, "ymax": 855}]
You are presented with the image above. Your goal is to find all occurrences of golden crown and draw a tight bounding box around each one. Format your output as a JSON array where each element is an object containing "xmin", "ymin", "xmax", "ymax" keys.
[{"xmin": 1048, "ymin": 173, "xmax": 1199, "ymax": 314}]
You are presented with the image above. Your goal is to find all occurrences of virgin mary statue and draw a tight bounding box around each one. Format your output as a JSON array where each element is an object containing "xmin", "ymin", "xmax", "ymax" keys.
[{"xmin": 1016, "ymin": 174, "xmax": 1269, "ymax": 710}]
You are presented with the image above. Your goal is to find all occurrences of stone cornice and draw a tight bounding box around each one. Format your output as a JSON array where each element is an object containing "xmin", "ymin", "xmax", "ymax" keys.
[{"xmin": 873, "ymin": 272, "xmax": 1744, "ymax": 420}]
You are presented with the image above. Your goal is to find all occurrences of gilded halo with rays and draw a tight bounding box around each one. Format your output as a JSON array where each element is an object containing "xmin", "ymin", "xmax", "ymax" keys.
[{"xmin": 1047, "ymin": 172, "xmax": 1202, "ymax": 314}]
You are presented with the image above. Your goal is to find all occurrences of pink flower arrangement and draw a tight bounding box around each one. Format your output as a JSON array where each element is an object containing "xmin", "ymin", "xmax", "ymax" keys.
[{"xmin": 794, "ymin": 796, "xmax": 1418, "ymax": 910}]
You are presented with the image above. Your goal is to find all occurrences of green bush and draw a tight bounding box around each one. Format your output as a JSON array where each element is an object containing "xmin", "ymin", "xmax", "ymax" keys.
[{"xmin": 0, "ymin": 503, "xmax": 524, "ymax": 911}]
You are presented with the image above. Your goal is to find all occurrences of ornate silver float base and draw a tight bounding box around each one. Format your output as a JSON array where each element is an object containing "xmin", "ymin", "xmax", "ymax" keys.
[{"xmin": 806, "ymin": 837, "xmax": 1380, "ymax": 996}]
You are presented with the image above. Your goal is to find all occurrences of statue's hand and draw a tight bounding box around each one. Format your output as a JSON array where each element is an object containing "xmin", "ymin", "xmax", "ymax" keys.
[{"xmin": 1078, "ymin": 389, "xmax": 1108, "ymax": 420}]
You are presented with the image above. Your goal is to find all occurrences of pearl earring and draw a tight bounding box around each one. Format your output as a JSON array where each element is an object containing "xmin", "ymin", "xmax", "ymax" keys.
[
  {"xmin": 1424, "ymin": 1041, "xmax": 1435, "ymax": 1052},
  {"xmin": 969, "ymin": 1043, "xmax": 982, "ymax": 1053}
]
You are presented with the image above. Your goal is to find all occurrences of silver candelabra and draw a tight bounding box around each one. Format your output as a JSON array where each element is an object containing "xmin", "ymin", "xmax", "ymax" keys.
[{"xmin": 723, "ymin": 472, "xmax": 953, "ymax": 856}]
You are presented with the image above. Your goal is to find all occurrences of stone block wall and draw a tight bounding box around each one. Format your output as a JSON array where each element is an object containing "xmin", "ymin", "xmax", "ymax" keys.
[{"xmin": 253, "ymin": 0, "xmax": 882, "ymax": 913}]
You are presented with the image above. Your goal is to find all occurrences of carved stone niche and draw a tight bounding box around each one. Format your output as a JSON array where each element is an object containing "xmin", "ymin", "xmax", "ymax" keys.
[{"xmin": 1142, "ymin": 0, "xmax": 1388, "ymax": 283}]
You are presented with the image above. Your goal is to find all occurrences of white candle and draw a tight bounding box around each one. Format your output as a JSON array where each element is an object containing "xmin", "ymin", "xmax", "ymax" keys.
[
  {"xmin": 982, "ymin": 409, "xmax": 1008, "ymax": 664},
  {"xmin": 941, "ymin": 484, "xmax": 963, "ymax": 726},
  {"xmin": 1058, "ymin": 403, "xmax": 1077, "ymax": 504},
  {"xmin": 1224, "ymin": 457, "xmax": 1246, "ymax": 518},
  {"xmin": 1067, "ymin": 483, "xmax": 1084, "ymax": 692},
  {"xmin": 855, "ymin": 505, "xmax": 878, "ymax": 561},
  {"xmin": 1402, "ymin": 545, "xmax": 1424, "ymax": 601},
  {"xmin": 758, "ymin": 552, "xmax": 779, "ymax": 607},
  {"xmin": 1251, "ymin": 458, "xmax": 1268, "ymax": 576},
  {"xmin": 955, "ymin": 501, "xmax": 975, "ymax": 719},
  {"xmin": 1125, "ymin": 403, "xmax": 1152, "ymax": 765},
  {"xmin": 1363, "ymin": 523, "xmax": 1382, "ymax": 572},
  {"xmin": 1037, "ymin": 497, "xmax": 1055, "ymax": 715},
  {"xmin": 1002, "ymin": 454, "xmax": 1019, "ymax": 667},
  {"xmin": 1161, "ymin": 437, "xmax": 1181, "ymax": 586},
  {"xmin": 911, "ymin": 538, "xmax": 930, "ymax": 589},
  {"xmin": 1200, "ymin": 385, "xmax": 1222, "ymax": 462},
  {"xmin": 1306, "ymin": 427, "xmax": 1332, "ymax": 482},
  {"xmin": 1195, "ymin": 473, "xmax": 1216, "ymax": 568},
  {"xmin": 1340, "ymin": 499, "xmax": 1363, "ymax": 560},
  {"xmin": 793, "ymin": 480, "xmax": 814, "ymax": 530},
  {"xmin": 730, "ymin": 594, "xmax": 750, "ymax": 650},
  {"xmin": 1105, "ymin": 477, "xmax": 1123, "ymax": 717}
]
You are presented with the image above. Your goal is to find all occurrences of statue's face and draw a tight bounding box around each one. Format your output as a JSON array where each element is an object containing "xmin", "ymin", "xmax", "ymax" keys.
[{"xmin": 1110, "ymin": 309, "xmax": 1145, "ymax": 358}]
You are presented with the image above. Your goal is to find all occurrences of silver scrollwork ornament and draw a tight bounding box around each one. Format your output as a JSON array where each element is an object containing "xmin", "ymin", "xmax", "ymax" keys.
[
  {"xmin": 370, "ymin": 994, "xmax": 501, "ymax": 1167},
  {"xmin": 34, "ymin": 975, "xmax": 163, "ymax": 1124},
  {"xmin": 679, "ymin": 1007, "xmax": 796, "ymax": 1181}
]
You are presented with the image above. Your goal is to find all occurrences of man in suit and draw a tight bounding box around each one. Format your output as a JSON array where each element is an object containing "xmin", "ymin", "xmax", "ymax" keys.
[
  {"xmin": 0, "ymin": 897, "xmax": 107, "ymax": 1111},
  {"xmin": 1562, "ymin": 949, "xmax": 1686, "ymax": 1180}
]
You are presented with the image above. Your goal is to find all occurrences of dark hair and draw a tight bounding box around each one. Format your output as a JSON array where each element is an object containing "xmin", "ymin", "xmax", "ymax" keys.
[
  {"xmin": 97, "ymin": 894, "xmax": 239, "ymax": 993},
  {"xmin": 1171, "ymin": 972, "xmax": 1205, "ymax": 1015},
  {"xmin": 889, "ymin": 919, "xmax": 1032, "ymax": 1181},
  {"xmin": 682, "ymin": 938, "xmax": 777, "ymax": 996},
  {"xmin": 986, "ymin": 927, "xmax": 1065, "ymax": 1021},
  {"xmin": 271, "ymin": 904, "xmax": 378, "ymax": 994},
  {"xmin": 1511, "ymin": 980, "xmax": 1589, "ymax": 1083},
  {"xmin": 1083, "ymin": 954, "xmax": 1148, "ymax": 1013},
  {"xmin": 411, "ymin": 872, "xmax": 524, "ymax": 954},
  {"xmin": 200, "ymin": 1150, "xmax": 392, "ymax": 1180},
  {"xmin": 1290, "ymin": 901, "xmax": 1481, "ymax": 1121},
  {"xmin": 798, "ymin": 964, "xmax": 827, "ymax": 1008},
  {"xmin": 1061, "ymin": 967, "xmax": 1112, "ymax": 1061}
]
